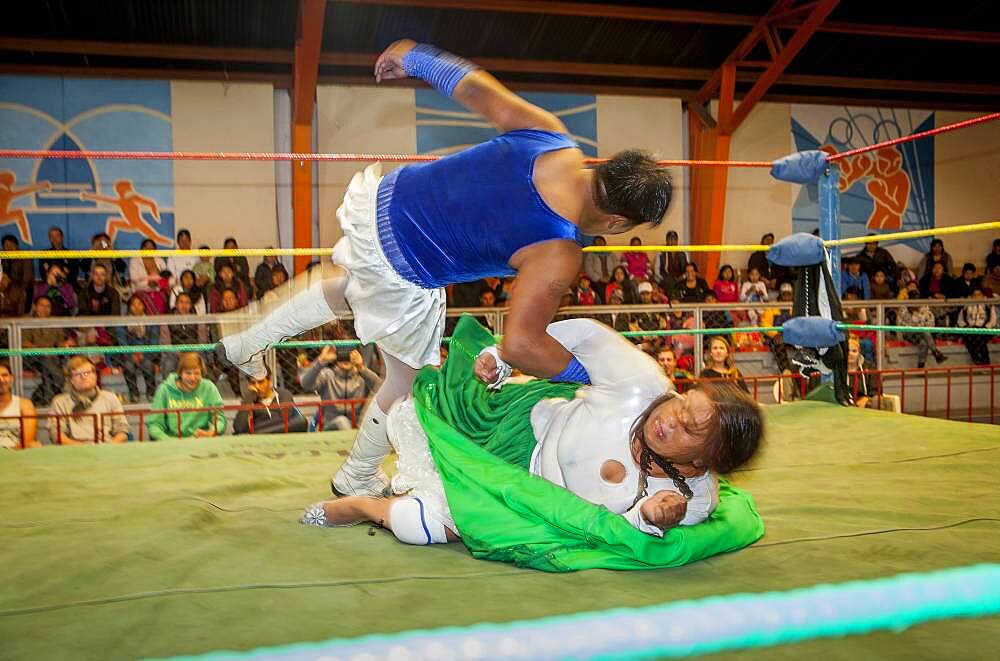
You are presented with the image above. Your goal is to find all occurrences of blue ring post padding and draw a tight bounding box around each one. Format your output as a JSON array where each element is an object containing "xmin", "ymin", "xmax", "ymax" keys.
[
  {"xmin": 770, "ymin": 150, "xmax": 829, "ymax": 184},
  {"xmin": 819, "ymin": 165, "xmax": 842, "ymax": 292},
  {"xmin": 179, "ymin": 564, "xmax": 1000, "ymax": 660},
  {"xmin": 783, "ymin": 317, "xmax": 844, "ymax": 348},
  {"xmin": 767, "ymin": 233, "xmax": 826, "ymax": 267}
]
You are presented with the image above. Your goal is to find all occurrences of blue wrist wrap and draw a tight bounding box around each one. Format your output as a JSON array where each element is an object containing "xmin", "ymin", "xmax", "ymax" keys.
[
  {"xmin": 552, "ymin": 356, "xmax": 591, "ymax": 385},
  {"xmin": 402, "ymin": 44, "xmax": 478, "ymax": 98}
]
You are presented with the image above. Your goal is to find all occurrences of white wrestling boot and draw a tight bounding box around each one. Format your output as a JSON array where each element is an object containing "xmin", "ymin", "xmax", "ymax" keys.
[
  {"xmin": 331, "ymin": 399, "xmax": 392, "ymax": 498},
  {"xmin": 216, "ymin": 281, "xmax": 336, "ymax": 379}
]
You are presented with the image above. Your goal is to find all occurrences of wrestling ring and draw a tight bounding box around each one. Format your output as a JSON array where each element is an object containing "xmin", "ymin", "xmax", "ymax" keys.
[{"xmin": 2, "ymin": 113, "xmax": 1000, "ymax": 660}]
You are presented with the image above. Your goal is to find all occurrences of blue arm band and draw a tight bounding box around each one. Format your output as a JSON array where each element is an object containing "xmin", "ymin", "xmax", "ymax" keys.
[
  {"xmin": 551, "ymin": 356, "xmax": 592, "ymax": 385},
  {"xmin": 402, "ymin": 44, "xmax": 479, "ymax": 98}
]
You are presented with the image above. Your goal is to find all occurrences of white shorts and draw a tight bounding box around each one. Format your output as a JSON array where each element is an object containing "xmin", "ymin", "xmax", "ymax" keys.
[{"xmin": 333, "ymin": 164, "xmax": 446, "ymax": 369}]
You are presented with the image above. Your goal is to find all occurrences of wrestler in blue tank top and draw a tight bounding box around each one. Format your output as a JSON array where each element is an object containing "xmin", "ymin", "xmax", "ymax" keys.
[{"xmin": 375, "ymin": 129, "xmax": 583, "ymax": 288}]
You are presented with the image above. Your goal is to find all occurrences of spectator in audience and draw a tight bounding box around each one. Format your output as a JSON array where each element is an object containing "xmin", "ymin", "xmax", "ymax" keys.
[
  {"xmin": 854, "ymin": 236, "xmax": 897, "ymax": 288},
  {"xmin": 261, "ymin": 264, "xmax": 291, "ymax": 306},
  {"xmin": 667, "ymin": 299, "xmax": 696, "ymax": 359},
  {"xmin": 0, "ymin": 272, "xmax": 26, "ymax": 319},
  {"xmin": 673, "ymin": 262, "xmax": 710, "ymax": 303},
  {"xmin": 842, "ymin": 287, "xmax": 868, "ymax": 323},
  {"xmin": 214, "ymin": 237, "xmax": 253, "ymax": 295},
  {"xmin": 478, "ymin": 289, "xmax": 496, "ymax": 307},
  {"xmin": 574, "ymin": 274, "xmax": 600, "ymax": 305},
  {"xmin": 0, "ymin": 361, "xmax": 38, "ymax": 449},
  {"xmin": 870, "ymin": 269, "xmax": 893, "ymax": 300},
  {"xmin": 985, "ymin": 263, "xmax": 1000, "ymax": 296},
  {"xmin": 605, "ymin": 265, "xmax": 638, "ymax": 305},
  {"xmin": 616, "ymin": 281, "xmax": 663, "ymax": 339},
  {"xmin": 78, "ymin": 232, "xmax": 127, "ymax": 287},
  {"xmin": 950, "ymin": 263, "xmax": 981, "ymax": 299},
  {"xmin": 748, "ymin": 233, "xmax": 783, "ymax": 292},
  {"xmin": 621, "ymin": 236, "xmax": 650, "ymax": 281},
  {"xmin": 896, "ymin": 260, "xmax": 918, "ymax": 294},
  {"xmin": 987, "ymin": 239, "xmax": 1000, "ymax": 273},
  {"xmin": 496, "ymin": 276, "xmax": 516, "ymax": 306},
  {"xmin": 895, "ymin": 288, "xmax": 947, "ymax": 368},
  {"xmin": 164, "ymin": 229, "xmax": 199, "ymax": 288},
  {"xmin": 233, "ymin": 364, "xmax": 305, "ymax": 435},
  {"xmin": 761, "ymin": 283, "xmax": 795, "ymax": 376},
  {"xmin": 957, "ymin": 287, "xmax": 996, "ymax": 365},
  {"xmin": 161, "ymin": 292, "xmax": 208, "ymax": 376},
  {"xmin": 47, "ymin": 356, "xmax": 130, "ymax": 445},
  {"xmin": 740, "ymin": 265, "xmax": 769, "ymax": 325},
  {"xmin": 169, "ymin": 269, "xmax": 207, "ymax": 314},
  {"xmin": 583, "ymin": 235, "xmax": 615, "ymax": 297},
  {"xmin": 917, "ymin": 238, "xmax": 953, "ymax": 278},
  {"xmin": 650, "ymin": 281, "xmax": 670, "ymax": 304},
  {"xmin": 919, "ymin": 261, "xmax": 953, "ymax": 301},
  {"xmin": 655, "ymin": 346, "xmax": 693, "ymax": 387},
  {"xmin": 254, "ymin": 254, "xmax": 281, "ymax": 300},
  {"xmin": 193, "ymin": 245, "xmax": 216, "ymax": 289},
  {"xmin": 77, "ymin": 263, "xmax": 121, "ymax": 317},
  {"xmin": 712, "ymin": 264, "xmax": 739, "ymax": 304},
  {"xmin": 147, "ymin": 353, "xmax": 227, "ymax": 440},
  {"xmin": 2, "ymin": 234, "xmax": 35, "ymax": 312},
  {"xmin": 116, "ymin": 294, "xmax": 159, "ymax": 403},
  {"xmin": 702, "ymin": 292, "xmax": 733, "ymax": 333},
  {"xmin": 22, "ymin": 297, "xmax": 70, "ymax": 405},
  {"xmin": 129, "ymin": 238, "xmax": 169, "ymax": 313},
  {"xmin": 700, "ymin": 336, "xmax": 749, "ymax": 393},
  {"xmin": 32, "ymin": 263, "xmax": 77, "ymax": 316},
  {"xmin": 846, "ymin": 336, "xmax": 873, "ymax": 409},
  {"xmin": 36, "ymin": 226, "xmax": 80, "ymax": 285},
  {"xmin": 653, "ymin": 230, "xmax": 687, "ymax": 294},
  {"xmin": 208, "ymin": 264, "xmax": 250, "ymax": 312},
  {"xmin": 301, "ymin": 346, "xmax": 382, "ymax": 431},
  {"xmin": 840, "ymin": 258, "xmax": 871, "ymax": 299}
]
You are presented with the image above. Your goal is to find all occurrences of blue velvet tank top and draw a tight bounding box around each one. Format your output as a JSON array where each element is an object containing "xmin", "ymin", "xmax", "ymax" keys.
[{"xmin": 376, "ymin": 129, "xmax": 583, "ymax": 288}]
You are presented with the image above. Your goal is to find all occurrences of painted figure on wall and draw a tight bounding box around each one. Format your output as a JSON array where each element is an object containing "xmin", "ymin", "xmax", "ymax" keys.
[
  {"xmin": 0, "ymin": 171, "xmax": 51, "ymax": 244},
  {"xmin": 80, "ymin": 179, "xmax": 169, "ymax": 245},
  {"xmin": 821, "ymin": 145, "xmax": 911, "ymax": 230}
]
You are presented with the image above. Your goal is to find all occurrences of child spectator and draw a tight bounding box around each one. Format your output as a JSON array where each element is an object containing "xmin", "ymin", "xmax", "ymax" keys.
[
  {"xmin": 147, "ymin": 353, "xmax": 227, "ymax": 440},
  {"xmin": 895, "ymin": 288, "xmax": 947, "ymax": 368},
  {"xmin": 870, "ymin": 269, "xmax": 893, "ymax": 300},
  {"xmin": 193, "ymin": 245, "xmax": 216, "ymax": 289},
  {"xmin": 116, "ymin": 294, "xmax": 159, "ymax": 403},
  {"xmin": 896, "ymin": 260, "xmax": 918, "ymax": 293},
  {"xmin": 621, "ymin": 236, "xmax": 650, "ymax": 281},
  {"xmin": 0, "ymin": 361, "xmax": 38, "ymax": 449},
  {"xmin": 841, "ymin": 258, "xmax": 871, "ymax": 299},
  {"xmin": 48, "ymin": 356, "xmax": 130, "ymax": 444},
  {"xmin": 956, "ymin": 288, "xmax": 996, "ymax": 365},
  {"xmin": 574, "ymin": 275, "xmax": 600, "ymax": 305},
  {"xmin": 700, "ymin": 336, "xmax": 749, "ymax": 393},
  {"xmin": 712, "ymin": 264, "xmax": 739, "ymax": 303},
  {"xmin": 740, "ymin": 265, "xmax": 769, "ymax": 325}
]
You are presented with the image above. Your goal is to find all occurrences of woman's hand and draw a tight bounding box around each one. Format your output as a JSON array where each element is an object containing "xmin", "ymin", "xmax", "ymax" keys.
[
  {"xmin": 349, "ymin": 349, "xmax": 365, "ymax": 369},
  {"xmin": 641, "ymin": 490, "xmax": 688, "ymax": 530},
  {"xmin": 317, "ymin": 345, "xmax": 337, "ymax": 365},
  {"xmin": 473, "ymin": 351, "xmax": 499, "ymax": 385},
  {"xmin": 374, "ymin": 39, "xmax": 417, "ymax": 83}
]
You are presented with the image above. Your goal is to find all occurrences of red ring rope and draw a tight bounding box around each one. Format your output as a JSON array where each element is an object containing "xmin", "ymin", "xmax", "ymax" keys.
[
  {"xmin": 827, "ymin": 111, "xmax": 1000, "ymax": 161},
  {"xmin": 0, "ymin": 111, "xmax": 995, "ymax": 166}
]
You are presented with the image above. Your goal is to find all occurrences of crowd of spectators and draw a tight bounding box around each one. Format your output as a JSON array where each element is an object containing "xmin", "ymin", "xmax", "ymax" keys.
[{"xmin": 1, "ymin": 227, "xmax": 997, "ymax": 444}]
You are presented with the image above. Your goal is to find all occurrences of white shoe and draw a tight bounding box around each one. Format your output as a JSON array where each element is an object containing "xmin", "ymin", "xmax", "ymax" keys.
[
  {"xmin": 331, "ymin": 399, "xmax": 392, "ymax": 498},
  {"xmin": 217, "ymin": 281, "xmax": 336, "ymax": 378}
]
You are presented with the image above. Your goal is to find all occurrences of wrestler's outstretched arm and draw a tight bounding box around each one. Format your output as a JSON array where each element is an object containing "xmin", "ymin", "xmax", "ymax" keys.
[
  {"xmin": 375, "ymin": 39, "xmax": 568, "ymax": 134},
  {"xmin": 543, "ymin": 317, "xmax": 667, "ymax": 390}
]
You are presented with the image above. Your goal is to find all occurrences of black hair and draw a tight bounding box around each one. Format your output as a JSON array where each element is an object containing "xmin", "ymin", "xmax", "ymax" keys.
[
  {"xmin": 2, "ymin": 234, "xmax": 19, "ymax": 246},
  {"xmin": 666, "ymin": 230, "xmax": 679, "ymax": 239},
  {"xmin": 176, "ymin": 229, "xmax": 191, "ymax": 240},
  {"xmin": 593, "ymin": 150, "xmax": 672, "ymax": 228},
  {"xmin": 844, "ymin": 286, "xmax": 861, "ymax": 297},
  {"xmin": 760, "ymin": 233, "xmax": 775, "ymax": 243},
  {"xmin": 685, "ymin": 261, "xmax": 698, "ymax": 273},
  {"xmin": 962, "ymin": 262, "xmax": 976, "ymax": 273}
]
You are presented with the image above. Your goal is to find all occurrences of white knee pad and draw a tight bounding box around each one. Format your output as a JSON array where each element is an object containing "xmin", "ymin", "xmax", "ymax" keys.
[{"xmin": 389, "ymin": 497, "xmax": 448, "ymax": 545}]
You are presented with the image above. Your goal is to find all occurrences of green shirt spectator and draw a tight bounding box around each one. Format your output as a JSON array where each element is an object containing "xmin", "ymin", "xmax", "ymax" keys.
[{"xmin": 147, "ymin": 353, "xmax": 227, "ymax": 440}]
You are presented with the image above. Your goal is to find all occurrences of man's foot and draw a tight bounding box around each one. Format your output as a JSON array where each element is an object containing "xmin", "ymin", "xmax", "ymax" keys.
[
  {"xmin": 934, "ymin": 352, "xmax": 948, "ymax": 364},
  {"xmin": 331, "ymin": 468, "xmax": 391, "ymax": 498},
  {"xmin": 917, "ymin": 361, "xmax": 926, "ymax": 369},
  {"xmin": 299, "ymin": 499, "xmax": 366, "ymax": 527}
]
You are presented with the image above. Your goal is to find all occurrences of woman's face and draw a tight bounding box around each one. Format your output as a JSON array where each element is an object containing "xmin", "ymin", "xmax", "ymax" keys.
[
  {"xmin": 630, "ymin": 237, "xmax": 641, "ymax": 246},
  {"xmin": 219, "ymin": 267, "xmax": 234, "ymax": 284},
  {"xmin": 271, "ymin": 270, "xmax": 287, "ymax": 287},
  {"xmin": 685, "ymin": 265, "xmax": 697, "ymax": 281},
  {"xmin": 176, "ymin": 295, "xmax": 192, "ymax": 314},
  {"xmin": 641, "ymin": 390, "xmax": 714, "ymax": 472},
  {"xmin": 709, "ymin": 339, "xmax": 729, "ymax": 365},
  {"xmin": 178, "ymin": 368, "xmax": 202, "ymax": 391},
  {"xmin": 721, "ymin": 266, "xmax": 733, "ymax": 281},
  {"xmin": 224, "ymin": 239, "xmax": 238, "ymax": 249},
  {"xmin": 932, "ymin": 263, "xmax": 945, "ymax": 278},
  {"xmin": 141, "ymin": 239, "xmax": 155, "ymax": 251},
  {"xmin": 614, "ymin": 267, "xmax": 626, "ymax": 283},
  {"xmin": 848, "ymin": 340, "xmax": 861, "ymax": 366},
  {"xmin": 129, "ymin": 298, "xmax": 145, "ymax": 315},
  {"xmin": 748, "ymin": 268, "xmax": 760, "ymax": 282},
  {"xmin": 931, "ymin": 242, "xmax": 943, "ymax": 256},
  {"xmin": 181, "ymin": 272, "xmax": 194, "ymax": 290},
  {"xmin": 874, "ymin": 271, "xmax": 886, "ymax": 285}
]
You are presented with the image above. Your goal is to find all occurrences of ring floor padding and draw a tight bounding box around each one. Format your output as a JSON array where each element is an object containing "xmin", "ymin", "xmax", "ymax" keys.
[{"xmin": 1, "ymin": 401, "xmax": 998, "ymax": 660}]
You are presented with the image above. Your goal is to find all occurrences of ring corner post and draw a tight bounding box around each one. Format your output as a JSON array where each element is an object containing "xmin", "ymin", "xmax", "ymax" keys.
[{"xmin": 819, "ymin": 163, "xmax": 841, "ymax": 292}]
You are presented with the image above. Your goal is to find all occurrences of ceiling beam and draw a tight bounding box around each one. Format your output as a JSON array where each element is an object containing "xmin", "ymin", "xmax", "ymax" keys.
[
  {"xmin": 5, "ymin": 39, "xmax": 998, "ymax": 98},
  {"xmin": 1, "ymin": 62, "xmax": 993, "ymax": 112},
  {"xmin": 330, "ymin": 0, "xmax": 1000, "ymax": 44}
]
